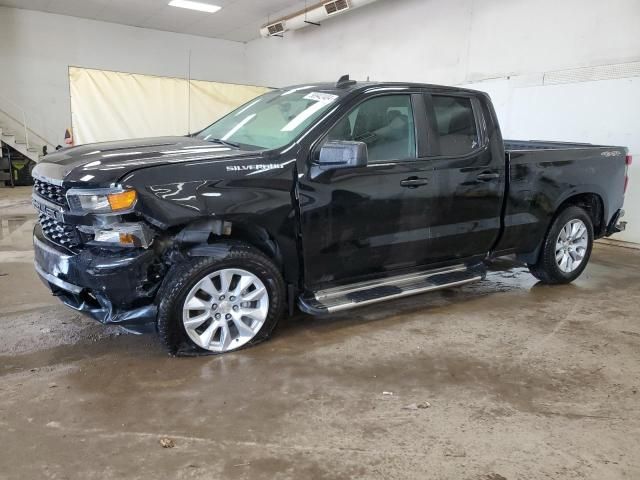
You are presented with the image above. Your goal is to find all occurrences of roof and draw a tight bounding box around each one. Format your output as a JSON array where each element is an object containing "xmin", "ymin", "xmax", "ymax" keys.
[{"xmin": 275, "ymin": 80, "xmax": 484, "ymax": 97}]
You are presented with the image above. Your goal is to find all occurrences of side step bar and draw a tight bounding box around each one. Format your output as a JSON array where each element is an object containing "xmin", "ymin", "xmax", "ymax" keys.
[{"xmin": 298, "ymin": 263, "xmax": 486, "ymax": 315}]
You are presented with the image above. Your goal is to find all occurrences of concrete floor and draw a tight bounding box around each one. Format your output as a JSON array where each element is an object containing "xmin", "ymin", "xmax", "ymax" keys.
[{"xmin": 1, "ymin": 186, "xmax": 639, "ymax": 480}]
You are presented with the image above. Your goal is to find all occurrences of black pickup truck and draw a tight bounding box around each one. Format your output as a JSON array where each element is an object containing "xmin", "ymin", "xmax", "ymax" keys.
[{"xmin": 32, "ymin": 76, "xmax": 630, "ymax": 354}]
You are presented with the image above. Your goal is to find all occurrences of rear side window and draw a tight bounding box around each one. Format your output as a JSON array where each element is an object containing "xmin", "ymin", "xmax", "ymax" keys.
[
  {"xmin": 326, "ymin": 95, "xmax": 416, "ymax": 162},
  {"xmin": 431, "ymin": 95, "xmax": 479, "ymax": 156}
]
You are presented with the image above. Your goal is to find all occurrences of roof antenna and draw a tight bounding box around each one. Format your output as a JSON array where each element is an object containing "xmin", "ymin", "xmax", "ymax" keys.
[
  {"xmin": 304, "ymin": 0, "xmax": 321, "ymax": 26},
  {"xmin": 336, "ymin": 74, "xmax": 357, "ymax": 88}
]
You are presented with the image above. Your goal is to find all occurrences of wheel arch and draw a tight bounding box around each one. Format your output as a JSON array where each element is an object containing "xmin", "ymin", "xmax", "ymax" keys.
[
  {"xmin": 518, "ymin": 190, "xmax": 604, "ymax": 265},
  {"xmin": 172, "ymin": 217, "xmax": 294, "ymax": 282},
  {"xmin": 554, "ymin": 191, "xmax": 606, "ymax": 237}
]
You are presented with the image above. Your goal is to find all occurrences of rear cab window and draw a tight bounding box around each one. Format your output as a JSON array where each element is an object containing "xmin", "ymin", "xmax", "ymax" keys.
[{"xmin": 430, "ymin": 95, "xmax": 480, "ymax": 156}]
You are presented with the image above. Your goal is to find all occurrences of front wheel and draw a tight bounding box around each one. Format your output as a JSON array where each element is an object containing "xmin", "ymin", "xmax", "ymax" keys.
[
  {"xmin": 528, "ymin": 206, "xmax": 594, "ymax": 284},
  {"xmin": 157, "ymin": 244, "xmax": 285, "ymax": 355}
]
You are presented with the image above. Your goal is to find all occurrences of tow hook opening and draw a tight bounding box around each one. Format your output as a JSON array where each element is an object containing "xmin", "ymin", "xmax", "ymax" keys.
[{"xmin": 52, "ymin": 287, "xmax": 102, "ymax": 311}]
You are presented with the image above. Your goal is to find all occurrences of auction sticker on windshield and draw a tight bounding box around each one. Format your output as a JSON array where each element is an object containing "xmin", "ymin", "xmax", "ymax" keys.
[
  {"xmin": 281, "ymin": 92, "xmax": 340, "ymax": 132},
  {"xmin": 303, "ymin": 92, "xmax": 339, "ymax": 103}
]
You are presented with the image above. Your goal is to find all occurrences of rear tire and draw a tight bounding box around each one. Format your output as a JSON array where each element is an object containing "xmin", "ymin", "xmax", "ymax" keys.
[
  {"xmin": 157, "ymin": 243, "xmax": 285, "ymax": 355},
  {"xmin": 528, "ymin": 206, "xmax": 594, "ymax": 284}
]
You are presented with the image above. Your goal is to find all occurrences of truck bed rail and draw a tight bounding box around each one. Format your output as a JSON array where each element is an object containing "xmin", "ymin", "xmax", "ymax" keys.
[{"xmin": 504, "ymin": 139, "xmax": 601, "ymax": 152}]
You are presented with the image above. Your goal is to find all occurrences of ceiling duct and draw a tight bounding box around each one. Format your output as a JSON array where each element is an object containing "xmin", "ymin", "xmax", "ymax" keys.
[
  {"xmin": 259, "ymin": 0, "xmax": 378, "ymax": 38},
  {"xmin": 324, "ymin": 0, "xmax": 351, "ymax": 15},
  {"xmin": 265, "ymin": 21, "xmax": 286, "ymax": 36}
]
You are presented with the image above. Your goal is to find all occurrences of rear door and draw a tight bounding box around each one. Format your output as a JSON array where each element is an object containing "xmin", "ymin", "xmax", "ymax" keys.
[{"xmin": 421, "ymin": 92, "xmax": 505, "ymax": 263}]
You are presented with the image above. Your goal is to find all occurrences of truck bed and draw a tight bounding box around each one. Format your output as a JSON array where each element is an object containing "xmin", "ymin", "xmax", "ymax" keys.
[{"xmin": 495, "ymin": 140, "xmax": 627, "ymax": 261}]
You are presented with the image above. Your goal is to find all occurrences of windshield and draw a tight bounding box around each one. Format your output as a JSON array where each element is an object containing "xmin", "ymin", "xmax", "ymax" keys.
[{"xmin": 196, "ymin": 88, "xmax": 340, "ymax": 150}]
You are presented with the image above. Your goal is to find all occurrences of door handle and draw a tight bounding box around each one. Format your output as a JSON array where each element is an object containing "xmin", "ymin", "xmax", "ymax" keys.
[
  {"xmin": 476, "ymin": 172, "xmax": 500, "ymax": 181},
  {"xmin": 400, "ymin": 177, "xmax": 429, "ymax": 188}
]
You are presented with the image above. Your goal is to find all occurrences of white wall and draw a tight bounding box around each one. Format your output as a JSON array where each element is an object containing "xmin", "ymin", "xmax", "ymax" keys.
[
  {"xmin": 244, "ymin": 0, "xmax": 640, "ymax": 87},
  {"xmin": 244, "ymin": 0, "xmax": 640, "ymax": 242},
  {"xmin": 0, "ymin": 6, "xmax": 247, "ymax": 147}
]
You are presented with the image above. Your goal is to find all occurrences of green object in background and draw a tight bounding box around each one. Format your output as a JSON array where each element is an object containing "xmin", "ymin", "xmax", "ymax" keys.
[{"xmin": 11, "ymin": 159, "xmax": 35, "ymax": 186}]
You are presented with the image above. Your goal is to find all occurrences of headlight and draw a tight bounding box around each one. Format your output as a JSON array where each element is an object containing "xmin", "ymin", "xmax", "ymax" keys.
[{"xmin": 67, "ymin": 188, "xmax": 137, "ymax": 214}]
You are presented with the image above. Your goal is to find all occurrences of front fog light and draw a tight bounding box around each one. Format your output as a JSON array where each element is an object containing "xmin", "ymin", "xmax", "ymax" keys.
[
  {"xmin": 81, "ymin": 222, "xmax": 154, "ymax": 248},
  {"xmin": 93, "ymin": 230, "xmax": 136, "ymax": 246}
]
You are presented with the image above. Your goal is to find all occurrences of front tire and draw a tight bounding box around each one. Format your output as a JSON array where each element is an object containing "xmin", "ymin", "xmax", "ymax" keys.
[
  {"xmin": 528, "ymin": 205, "xmax": 594, "ymax": 284},
  {"xmin": 157, "ymin": 244, "xmax": 285, "ymax": 355}
]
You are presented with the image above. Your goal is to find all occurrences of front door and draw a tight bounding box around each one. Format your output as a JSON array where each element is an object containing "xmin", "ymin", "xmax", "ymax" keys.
[{"xmin": 297, "ymin": 92, "xmax": 436, "ymax": 289}]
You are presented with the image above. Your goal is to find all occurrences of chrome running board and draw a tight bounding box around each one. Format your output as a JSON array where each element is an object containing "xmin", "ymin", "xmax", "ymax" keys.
[{"xmin": 298, "ymin": 263, "xmax": 485, "ymax": 315}]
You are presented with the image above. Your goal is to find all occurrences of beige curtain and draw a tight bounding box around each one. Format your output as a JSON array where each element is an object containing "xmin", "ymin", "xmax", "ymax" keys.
[{"xmin": 69, "ymin": 67, "xmax": 270, "ymax": 145}]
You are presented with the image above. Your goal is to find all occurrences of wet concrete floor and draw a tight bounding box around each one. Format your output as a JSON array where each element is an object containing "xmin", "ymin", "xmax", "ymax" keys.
[{"xmin": 1, "ymin": 186, "xmax": 639, "ymax": 479}]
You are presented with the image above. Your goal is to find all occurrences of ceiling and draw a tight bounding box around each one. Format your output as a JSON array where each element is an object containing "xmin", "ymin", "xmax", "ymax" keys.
[{"xmin": 0, "ymin": 0, "xmax": 313, "ymax": 42}]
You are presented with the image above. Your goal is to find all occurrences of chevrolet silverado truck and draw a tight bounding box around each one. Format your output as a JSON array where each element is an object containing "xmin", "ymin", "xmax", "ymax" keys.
[{"xmin": 32, "ymin": 76, "xmax": 630, "ymax": 355}]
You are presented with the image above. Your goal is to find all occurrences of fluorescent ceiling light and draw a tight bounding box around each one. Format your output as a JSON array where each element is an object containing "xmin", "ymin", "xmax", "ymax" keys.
[{"xmin": 168, "ymin": 0, "xmax": 221, "ymax": 13}]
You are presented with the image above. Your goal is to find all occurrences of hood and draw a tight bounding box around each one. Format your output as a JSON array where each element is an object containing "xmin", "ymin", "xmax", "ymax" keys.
[{"xmin": 32, "ymin": 136, "xmax": 263, "ymax": 187}]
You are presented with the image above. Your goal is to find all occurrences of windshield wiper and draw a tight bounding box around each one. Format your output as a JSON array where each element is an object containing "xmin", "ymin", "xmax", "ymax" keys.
[{"xmin": 206, "ymin": 138, "xmax": 242, "ymax": 149}]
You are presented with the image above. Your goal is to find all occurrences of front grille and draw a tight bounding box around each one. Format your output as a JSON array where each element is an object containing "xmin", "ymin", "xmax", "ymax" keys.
[
  {"xmin": 38, "ymin": 213, "xmax": 82, "ymax": 249},
  {"xmin": 33, "ymin": 178, "xmax": 68, "ymax": 207},
  {"xmin": 33, "ymin": 178, "xmax": 84, "ymax": 250}
]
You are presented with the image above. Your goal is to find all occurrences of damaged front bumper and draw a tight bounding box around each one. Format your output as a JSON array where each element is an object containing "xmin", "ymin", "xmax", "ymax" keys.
[{"xmin": 33, "ymin": 225, "xmax": 162, "ymax": 332}]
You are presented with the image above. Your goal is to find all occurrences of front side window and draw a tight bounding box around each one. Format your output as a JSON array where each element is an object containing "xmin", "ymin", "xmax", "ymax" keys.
[
  {"xmin": 197, "ymin": 89, "xmax": 340, "ymax": 150},
  {"xmin": 325, "ymin": 95, "xmax": 416, "ymax": 162},
  {"xmin": 431, "ymin": 95, "xmax": 479, "ymax": 156}
]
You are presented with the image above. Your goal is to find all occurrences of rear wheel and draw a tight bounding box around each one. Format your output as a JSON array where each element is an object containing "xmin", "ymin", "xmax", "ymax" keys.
[
  {"xmin": 528, "ymin": 206, "xmax": 594, "ymax": 284},
  {"xmin": 158, "ymin": 244, "xmax": 285, "ymax": 355}
]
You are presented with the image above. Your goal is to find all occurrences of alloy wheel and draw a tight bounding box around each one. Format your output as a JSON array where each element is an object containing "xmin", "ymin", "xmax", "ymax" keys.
[
  {"xmin": 182, "ymin": 268, "xmax": 269, "ymax": 352},
  {"xmin": 555, "ymin": 219, "xmax": 588, "ymax": 273}
]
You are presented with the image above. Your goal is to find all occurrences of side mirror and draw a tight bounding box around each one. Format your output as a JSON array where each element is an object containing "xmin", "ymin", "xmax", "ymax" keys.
[{"xmin": 318, "ymin": 141, "xmax": 368, "ymax": 170}]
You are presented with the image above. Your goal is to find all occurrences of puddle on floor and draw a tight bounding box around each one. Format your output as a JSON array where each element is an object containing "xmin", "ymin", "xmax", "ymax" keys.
[{"xmin": 0, "ymin": 214, "xmax": 36, "ymax": 251}]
